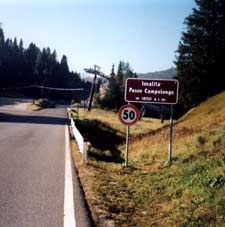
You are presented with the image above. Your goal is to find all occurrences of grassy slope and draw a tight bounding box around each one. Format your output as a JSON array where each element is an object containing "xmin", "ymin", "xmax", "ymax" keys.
[{"xmin": 71, "ymin": 91, "xmax": 225, "ymax": 227}]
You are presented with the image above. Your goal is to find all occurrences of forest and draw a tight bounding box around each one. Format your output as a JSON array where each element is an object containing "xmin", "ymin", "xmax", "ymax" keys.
[
  {"xmin": 175, "ymin": 0, "xmax": 225, "ymax": 113},
  {"xmin": 98, "ymin": 0, "xmax": 225, "ymax": 115},
  {"xmin": 0, "ymin": 25, "xmax": 91, "ymax": 101},
  {"xmin": 0, "ymin": 0, "xmax": 225, "ymax": 113}
]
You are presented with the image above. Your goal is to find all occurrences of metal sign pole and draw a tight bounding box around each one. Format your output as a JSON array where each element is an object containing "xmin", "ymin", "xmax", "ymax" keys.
[
  {"xmin": 125, "ymin": 125, "xmax": 130, "ymax": 167},
  {"xmin": 119, "ymin": 103, "xmax": 139, "ymax": 167},
  {"xmin": 168, "ymin": 105, "xmax": 174, "ymax": 163}
]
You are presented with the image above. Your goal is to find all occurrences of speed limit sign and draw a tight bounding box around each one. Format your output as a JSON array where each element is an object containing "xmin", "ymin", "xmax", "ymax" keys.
[{"xmin": 118, "ymin": 104, "xmax": 140, "ymax": 125}]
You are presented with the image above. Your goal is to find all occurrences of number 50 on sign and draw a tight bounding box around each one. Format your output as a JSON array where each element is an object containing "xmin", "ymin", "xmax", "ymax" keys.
[
  {"xmin": 118, "ymin": 104, "xmax": 140, "ymax": 126},
  {"xmin": 118, "ymin": 104, "xmax": 140, "ymax": 167}
]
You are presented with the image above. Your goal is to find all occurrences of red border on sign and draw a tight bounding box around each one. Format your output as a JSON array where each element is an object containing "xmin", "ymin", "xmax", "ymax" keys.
[{"xmin": 118, "ymin": 104, "xmax": 140, "ymax": 126}]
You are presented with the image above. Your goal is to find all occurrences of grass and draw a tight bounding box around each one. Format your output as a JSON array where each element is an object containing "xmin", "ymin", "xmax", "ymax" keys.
[
  {"xmin": 72, "ymin": 107, "xmax": 166, "ymax": 136},
  {"xmin": 70, "ymin": 91, "xmax": 225, "ymax": 227}
]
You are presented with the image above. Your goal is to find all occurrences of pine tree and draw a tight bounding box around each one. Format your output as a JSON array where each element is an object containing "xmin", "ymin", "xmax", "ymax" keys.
[
  {"xmin": 116, "ymin": 61, "xmax": 124, "ymax": 86},
  {"xmin": 101, "ymin": 76, "xmax": 121, "ymax": 109},
  {"xmin": 0, "ymin": 26, "xmax": 85, "ymax": 100},
  {"xmin": 100, "ymin": 61, "xmax": 137, "ymax": 109},
  {"xmin": 0, "ymin": 26, "xmax": 4, "ymax": 47},
  {"xmin": 60, "ymin": 55, "xmax": 69, "ymax": 74},
  {"xmin": 110, "ymin": 64, "xmax": 115, "ymax": 77},
  {"xmin": 0, "ymin": 26, "xmax": 5, "ymax": 85},
  {"xmin": 175, "ymin": 0, "xmax": 225, "ymax": 112},
  {"xmin": 25, "ymin": 43, "xmax": 40, "ymax": 81}
]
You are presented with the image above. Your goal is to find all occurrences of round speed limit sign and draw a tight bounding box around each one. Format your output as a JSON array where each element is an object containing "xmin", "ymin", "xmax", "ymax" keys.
[{"xmin": 118, "ymin": 104, "xmax": 140, "ymax": 125}]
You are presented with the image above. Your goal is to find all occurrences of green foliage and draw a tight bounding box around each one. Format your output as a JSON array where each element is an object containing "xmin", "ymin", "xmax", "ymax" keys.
[
  {"xmin": 0, "ymin": 26, "xmax": 4, "ymax": 47},
  {"xmin": 31, "ymin": 98, "xmax": 55, "ymax": 110},
  {"xmin": 75, "ymin": 118, "xmax": 124, "ymax": 163},
  {"xmin": 73, "ymin": 92, "xmax": 225, "ymax": 227},
  {"xmin": 99, "ymin": 61, "xmax": 137, "ymax": 109},
  {"xmin": 0, "ymin": 26, "xmax": 90, "ymax": 100},
  {"xmin": 175, "ymin": 0, "xmax": 225, "ymax": 113}
]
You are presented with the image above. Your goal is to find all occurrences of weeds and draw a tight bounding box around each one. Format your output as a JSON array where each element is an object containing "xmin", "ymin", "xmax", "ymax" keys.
[
  {"xmin": 71, "ymin": 91, "xmax": 225, "ymax": 227},
  {"xmin": 197, "ymin": 136, "xmax": 207, "ymax": 145},
  {"xmin": 30, "ymin": 98, "xmax": 55, "ymax": 110}
]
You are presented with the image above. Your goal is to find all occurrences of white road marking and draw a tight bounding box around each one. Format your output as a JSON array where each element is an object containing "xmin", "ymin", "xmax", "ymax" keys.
[{"xmin": 64, "ymin": 125, "xmax": 76, "ymax": 227}]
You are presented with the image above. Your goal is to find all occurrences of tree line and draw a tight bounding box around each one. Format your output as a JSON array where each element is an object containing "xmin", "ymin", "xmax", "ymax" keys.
[
  {"xmin": 175, "ymin": 0, "xmax": 225, "ymax": 113},
  {"xmin": 98, "ymin": 0, "xmax": 225, "ymax": 114},
  {"xmin": 1, "ymin": 0, "xmax": 225, "ymax": 113},
  {"xmin": 95, "ymin": 62, "xmax": 137, "ymax": 109},
  {"xmin": 0, "ymin": 26, "xmax": 91, "ymax": 100}
]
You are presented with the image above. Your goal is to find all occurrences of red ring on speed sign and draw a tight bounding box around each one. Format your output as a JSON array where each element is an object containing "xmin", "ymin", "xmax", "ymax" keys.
[{"xmin": 118, "ymin": 104, "xmax": 140, "ymax": 125}]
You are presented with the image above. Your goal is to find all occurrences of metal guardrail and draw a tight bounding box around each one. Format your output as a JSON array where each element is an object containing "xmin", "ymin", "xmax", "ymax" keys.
[{"xmin": 67, "ymin": 108, "xmax": 87, "ymax": 163}]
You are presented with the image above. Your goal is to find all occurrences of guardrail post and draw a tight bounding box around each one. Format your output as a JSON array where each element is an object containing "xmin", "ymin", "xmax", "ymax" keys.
[{"xmin": 82, "ymin": 141, "xmax": 87, "ymax": 163}]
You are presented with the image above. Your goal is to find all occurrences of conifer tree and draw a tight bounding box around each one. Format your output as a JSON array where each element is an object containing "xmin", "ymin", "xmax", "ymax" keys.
[
  {"xmin": 0, "ymin": 26, "xmax": 86, "ymax": 100},
  {"xmin": 0, "ymin": 26, "xmax": 4, "ymax": 83},
  {"xmin": 60, "ymin": 55, "xmax": 69, "ymax": 74},
  {"xmin": 0, "ymin": 26, "xmax": 4, "ymax": 47},
  {"xmin": 100, "ymin": 61, "xmax": 137, "ymax": 109},
  {"xmin": 175, "ymin": 0, "xmax": 225, "ymax": 111}
]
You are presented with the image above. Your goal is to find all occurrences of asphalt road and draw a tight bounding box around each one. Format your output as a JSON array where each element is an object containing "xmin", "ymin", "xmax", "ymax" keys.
[{"xmin": 0, "ymin": 98, "xmax": 92, "ymax": 227}]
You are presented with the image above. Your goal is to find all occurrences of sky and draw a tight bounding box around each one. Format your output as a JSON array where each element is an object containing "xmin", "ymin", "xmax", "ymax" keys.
[{"xmin": 0, "ymin": 0, "xmax": 196, "ymax": 76}]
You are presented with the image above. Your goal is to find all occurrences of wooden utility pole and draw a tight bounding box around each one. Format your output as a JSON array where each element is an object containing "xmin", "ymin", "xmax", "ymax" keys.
[
  {"xmin": 87, "ymin": 66, "xmax": 98, "ymax": 111},
  {"xmin": 84, "ymin": 65, "xmax": 110, "ymax": 111}
]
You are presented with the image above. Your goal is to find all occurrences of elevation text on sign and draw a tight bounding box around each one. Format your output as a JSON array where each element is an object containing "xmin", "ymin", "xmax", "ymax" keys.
[{"xmin": 125, "ymin": 78, "xmax": 179, "ymax": 104}]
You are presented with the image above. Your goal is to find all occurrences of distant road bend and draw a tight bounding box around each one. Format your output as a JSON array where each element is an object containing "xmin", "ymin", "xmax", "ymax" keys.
[{"xmin": 0, "ymin": 98, "xmax": 92, "ymax": 227}]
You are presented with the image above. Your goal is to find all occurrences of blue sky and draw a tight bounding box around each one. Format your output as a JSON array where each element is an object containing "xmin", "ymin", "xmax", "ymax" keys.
[{"xmin": 0, "ymin": 0, "xmax": 195, "ymax": 75}]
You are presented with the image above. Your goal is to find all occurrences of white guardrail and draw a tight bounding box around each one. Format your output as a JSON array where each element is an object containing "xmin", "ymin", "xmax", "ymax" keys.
[{"xmin": 67, "ymin": 108, "xmax": 87, "ymax": 163}]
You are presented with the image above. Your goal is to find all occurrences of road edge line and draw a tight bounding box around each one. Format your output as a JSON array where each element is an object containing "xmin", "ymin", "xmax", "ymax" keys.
[{"xmin": 64, "ymin": 125, "xmax": 76, "ymax": 227}]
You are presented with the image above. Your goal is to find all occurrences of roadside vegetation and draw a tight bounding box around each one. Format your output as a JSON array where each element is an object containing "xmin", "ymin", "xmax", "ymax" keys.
[
  {"xmin": 29, "ymin": 98, "xmax": 55, "ymax": 111},
  {"xmin": 71, "ymin": 91, "xmax": 225, "ymax": 227}
]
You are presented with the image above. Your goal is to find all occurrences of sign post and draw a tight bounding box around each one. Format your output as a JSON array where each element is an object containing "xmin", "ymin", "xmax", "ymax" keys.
[
  {"xmin": 168, "ymin": 105, "xmax": 174, "ymax": 163},
  {"xmin": 118, "ymin": 104, "xmax": 140, "ymax": 167},
  {"xmin": 124, "ymin": 78, "xmax": 179, "ymax": 164},
  {"xmin": 125, "ymin": 125, "xmax": 130, "ymax": 167}
]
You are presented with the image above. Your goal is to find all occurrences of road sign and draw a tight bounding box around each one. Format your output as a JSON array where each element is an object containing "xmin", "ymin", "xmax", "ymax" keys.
[
  {"xmin": 118, "ymin": 104, "xmax": 140, "ymax": 126},
  {"xmin": 125, "ymin": 78, "xmax": 179, "ymax": 104}
]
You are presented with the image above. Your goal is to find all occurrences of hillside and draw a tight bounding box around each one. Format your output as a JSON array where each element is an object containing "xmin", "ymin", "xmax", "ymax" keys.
[
  {"xmin": 138, "ymin": 67, "xmax": 177, "ymax": 79},
  {"xmin": 71, "ymin": 91, "xmax": 225, "ymax": 227},
  {"xmin": 84, "ymin": 67, "xmax": 177, "ymax": 84}
]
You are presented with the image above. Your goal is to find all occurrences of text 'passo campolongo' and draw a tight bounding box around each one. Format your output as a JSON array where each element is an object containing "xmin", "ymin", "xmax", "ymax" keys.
[{"xmin": 128, "ymin": 87, "xmax": 175, "ymax": 96}]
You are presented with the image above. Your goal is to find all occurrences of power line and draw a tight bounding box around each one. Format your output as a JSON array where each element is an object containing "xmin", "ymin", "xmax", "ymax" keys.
[
  {"xmin": 32, "ymin": 85, "xmax": 83, "ymax": 91},
  {"xmin": 0, "ymin": 85, "xmax": 33, "ymax": 90},
  {"xmin": 0, "ymin": 85, "xmax": 83, "ymax": 91}
]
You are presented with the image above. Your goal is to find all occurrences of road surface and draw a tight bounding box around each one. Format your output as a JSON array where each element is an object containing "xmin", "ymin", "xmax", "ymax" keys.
[{"xmin": 0, "ymin": 98, "xmax": 92, "ymax": 227}]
